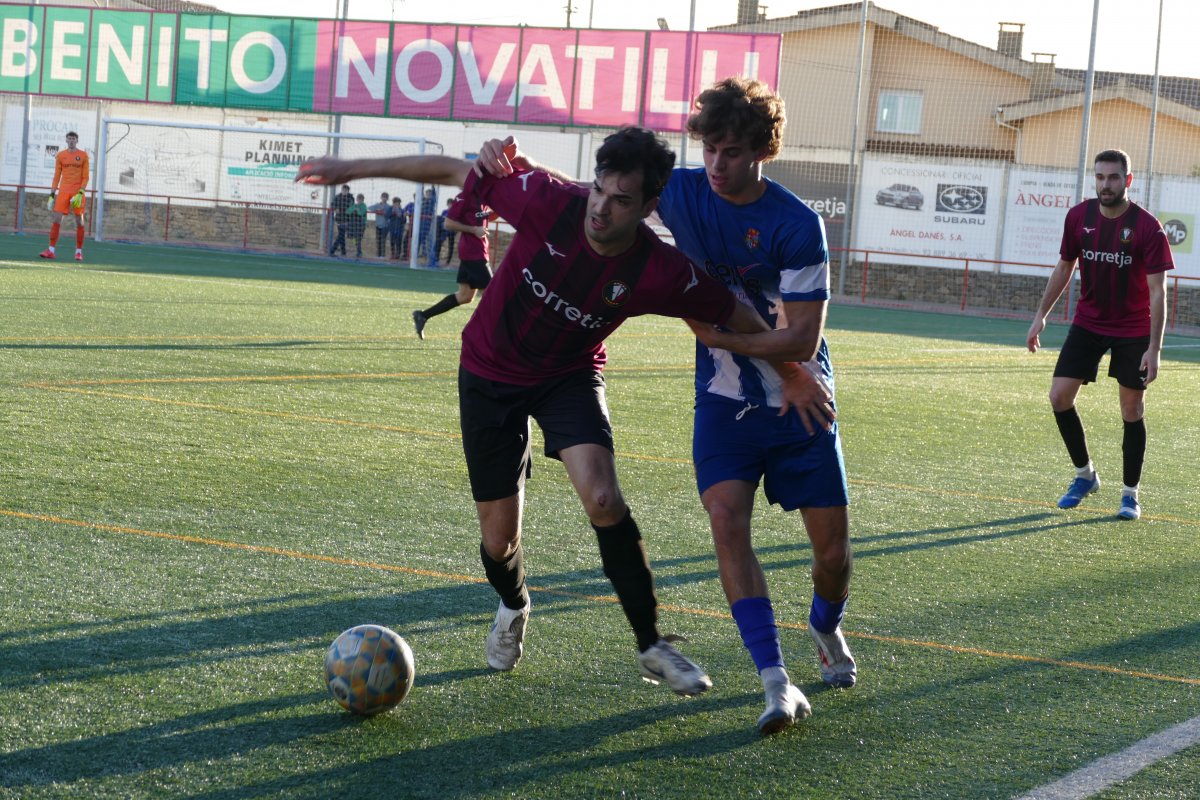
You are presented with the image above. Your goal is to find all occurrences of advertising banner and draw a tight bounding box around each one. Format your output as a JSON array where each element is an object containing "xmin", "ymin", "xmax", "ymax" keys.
[
  {"xmin": 0, "ymin": 5, "xmax": 781, "ymax": 131},
  {"xmin": 1001, "ymin": 166, "xmax": 1147, "ymax": 276},
  {"xmin": 1152, "ymin": 177, "xmax": 1200, "ymax": 278},
  {"xmin": 1, "ymin": 104, "xmax": 95, "ymax": 187},
  {"xmin": 856, "ymin": 156, "xmax": 1005, "ymax": 265}
]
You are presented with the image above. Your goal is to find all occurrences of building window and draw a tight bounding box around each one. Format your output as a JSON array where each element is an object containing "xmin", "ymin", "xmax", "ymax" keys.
[{"xmin": 877, "ymin": 91, "xmax": 923, "ymax": 134}]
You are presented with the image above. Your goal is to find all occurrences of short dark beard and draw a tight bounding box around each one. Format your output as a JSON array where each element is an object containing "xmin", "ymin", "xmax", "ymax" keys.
[{"xmin": 1097, "ymin": 188, "xmax": 1127, "ymax": 207}]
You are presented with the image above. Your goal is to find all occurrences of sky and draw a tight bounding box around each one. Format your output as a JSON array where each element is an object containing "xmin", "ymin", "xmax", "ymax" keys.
[{"xmin": 203, "ymin": 0, "xmax": 1200, "ymax": 79}]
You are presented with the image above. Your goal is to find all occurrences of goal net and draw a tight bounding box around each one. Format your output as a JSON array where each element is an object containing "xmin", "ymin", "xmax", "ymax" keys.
[{"xmin": 95, "ymin": 117, "xmax": 440, "ymax": 261}]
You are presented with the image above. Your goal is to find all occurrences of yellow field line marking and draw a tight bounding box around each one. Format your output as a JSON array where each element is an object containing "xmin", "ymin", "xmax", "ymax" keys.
[{"xmin": 4, "ymin": 507, "xmax": 1197, "ymax": 688}]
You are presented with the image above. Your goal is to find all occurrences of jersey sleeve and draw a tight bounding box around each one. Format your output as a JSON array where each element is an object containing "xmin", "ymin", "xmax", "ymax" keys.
[
  {"xmin": 778, "ymin": 214, "xmax": 830, "ymax": 303},
  {"xmin": 1059, "ymin": 205, "xmax": 1082, "ymax": 262},
  {"xmin": 446, "ymin": 194, "xmax": 471, "ymax": 225},
  {"xmin": 464, "ymin": 167, "xmax": 565, "ymax": 233},
  {"xmin": 1143, "ymin": 216, "xmax": 1175, "ymax": 274},
  {"xmin": 80, "ymin": 152, "xmax": 90, "ymax": 189},
  {"xmin": 52, "ymin": 154, "xmax": 63, "ymax": 190},
  {"xmin": 647, "ymin": 248, "xmax": 737, "ymax": 325}
]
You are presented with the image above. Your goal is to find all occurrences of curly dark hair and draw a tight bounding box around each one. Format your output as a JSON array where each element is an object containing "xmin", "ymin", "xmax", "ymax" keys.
[
  {"xmin": 594, "ymin": 126, "xmax": 676, "ymax": 200},
  {"xmin": 686, "ymin": 76, "xmax": 785, "ymax": 161}
]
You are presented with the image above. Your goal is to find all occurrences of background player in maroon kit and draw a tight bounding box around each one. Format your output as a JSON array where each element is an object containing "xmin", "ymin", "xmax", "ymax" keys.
[
  {"xmin": 1027, "ymin": 148, "xmax": 1174, "ymax": 520},
  {"xmin": 411, "ymin": 190, "xmax": 499, "ymax": 340},
  {"xmin": 298, "ymin": 128, "xmax": 817, "ymax": 697}
]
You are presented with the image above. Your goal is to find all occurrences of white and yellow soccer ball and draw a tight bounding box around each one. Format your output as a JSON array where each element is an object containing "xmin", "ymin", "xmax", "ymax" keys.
[{"xmin": 324, "ymin": 624, "xmax": 415, "ymax": 715}]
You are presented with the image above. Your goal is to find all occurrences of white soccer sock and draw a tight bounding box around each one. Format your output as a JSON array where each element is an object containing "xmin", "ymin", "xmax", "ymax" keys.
[
  {"xmin": 1075, "ymin": 462, "xmax": 1096, "ymax": 479},
  {"xmin": 760, "ymin": 665, "xmax": 789, "ymax": 688},
  {"xmin": 1123, "ymin": 485, "xmax": 1139, "ymax": 498}
]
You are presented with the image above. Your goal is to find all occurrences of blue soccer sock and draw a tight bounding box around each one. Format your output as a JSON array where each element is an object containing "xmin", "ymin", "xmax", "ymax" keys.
[
  {"xmin": 809, "ymin": 591, "xmax": 848, "ymax": 635},
  {"xmin": 731, "ymin": 596, "xmax": 785, "ymax": 673}
]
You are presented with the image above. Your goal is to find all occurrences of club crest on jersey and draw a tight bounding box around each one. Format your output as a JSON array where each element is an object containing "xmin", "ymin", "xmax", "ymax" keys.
[
  {"xmin": 1121, "ymin": 227, "xmax": 1134, "ymax": 243},
  {"xmin": 744, "ymin": 228, "xmax": 760, "ymax": 250},
  {"xmin": 602, "ymin": 280, "xmax": 630, "ymax": 307}
]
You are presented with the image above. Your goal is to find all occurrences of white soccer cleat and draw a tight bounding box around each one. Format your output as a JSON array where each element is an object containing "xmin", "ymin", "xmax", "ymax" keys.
[
  {"xmin": 638, "ymin": 635, "xmax": 712, "ymax": 697},
  {"xmin": 486, "ymin": 600, "xmax": 529, "ymax": 671},
  {"xmin": 810, "ymin": 625, "xmax": 857, "ymax": 688},
  {"xmin": 757, "ymin": 677, "xmax": 812, "ymax": 735}
]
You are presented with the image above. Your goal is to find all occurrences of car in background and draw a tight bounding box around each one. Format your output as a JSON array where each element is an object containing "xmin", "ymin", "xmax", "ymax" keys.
[{"xmin": 875, "ymin": 183, "xmax": 924, "ymax": 210}]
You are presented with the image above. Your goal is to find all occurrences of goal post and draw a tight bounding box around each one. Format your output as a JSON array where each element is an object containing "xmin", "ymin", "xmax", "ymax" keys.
[{"xmin": 95, "ymin": 117, "xmax": 443, "ymax": 264}]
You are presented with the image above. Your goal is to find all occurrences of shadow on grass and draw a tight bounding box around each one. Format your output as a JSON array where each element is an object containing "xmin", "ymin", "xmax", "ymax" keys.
[
  {"xmin": 183, "ymin": 691, "xmax": 766, "ymax": 800},
  {"xmin": 0, "ymin": 585, "xmax": 506, "ymax": 691},
  {"xmin": 640, "ymin": 513, "xmax": 1093, "ymax": 592}
]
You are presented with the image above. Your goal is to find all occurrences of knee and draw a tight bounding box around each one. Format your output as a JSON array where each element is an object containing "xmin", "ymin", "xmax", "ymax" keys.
[
  {"xmin": 581, "ymin": 487, "xmax": 627, "ymax": 527},
  {"xmin": 481, "ymin": 530, "xmax": 519, "ymax": 561},
  {"xmin": 812, "ymin": 537, "xmax": 852, "ymax": 577},
  {"xmin": 455, "ymin": 287, "xmax": 476, "ymax": 304},
  {"xmin": 1121, "ymin": 399, "xmax": 1144, "ymax": 422},
  {"xmin": 1048, "ymin": 388, "xmax": 1070, "ymax": 412},
  {"xmin": 705, "ymin": 499, "xmax": 743, "ymax": 542}
]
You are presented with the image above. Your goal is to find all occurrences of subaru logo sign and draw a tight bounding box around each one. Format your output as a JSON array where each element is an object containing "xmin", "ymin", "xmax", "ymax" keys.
[{"xmin": 936, "ymin": 185, "xmax": 987, "ymax": 214}]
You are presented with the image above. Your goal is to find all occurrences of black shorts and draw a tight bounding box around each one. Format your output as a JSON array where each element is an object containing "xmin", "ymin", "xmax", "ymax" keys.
[
  {"xmin": 1053, "ymin": 323, "xmax": 1150, "ymax": 390},
  {"xmin": 456, "ymin": 259, "xmax": 492, "ymax": 290},
  {"xmin": 458, "ymin": 366, "xmax": 613, "ymax": 502}
]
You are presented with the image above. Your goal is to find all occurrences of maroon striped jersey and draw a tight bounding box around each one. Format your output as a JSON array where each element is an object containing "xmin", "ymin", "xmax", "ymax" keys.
[
  {"xmin": 459, "ymin": 168, "xmax": 736, "ymax": 385},
  {"xmin": 1060, "ymin": 199, "xmax": 1174, "ymax": 337}
]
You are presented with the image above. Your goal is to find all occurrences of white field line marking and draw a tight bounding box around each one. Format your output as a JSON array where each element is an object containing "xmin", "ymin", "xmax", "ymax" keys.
[{"xmin": 1015, "ymin": 713, "xmax": 1200, "ymax": 799}]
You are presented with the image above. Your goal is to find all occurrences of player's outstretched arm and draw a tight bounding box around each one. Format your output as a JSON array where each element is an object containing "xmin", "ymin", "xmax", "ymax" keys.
[
  {"xmin": 688, "ymin": 299, "xmax": 824, "ymax": 362},
  {"xmin": 687, "ymin": 301, "xmax": 834, "ymax": 433},
  {"xmin": 297, "ymin": 155, "xmax": 473, "ymax": 190}
]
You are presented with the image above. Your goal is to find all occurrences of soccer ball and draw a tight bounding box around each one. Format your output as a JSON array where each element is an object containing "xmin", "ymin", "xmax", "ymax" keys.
[{"xmin": 324, "ymin": 624, "xmax": 415, "ymax": 715}]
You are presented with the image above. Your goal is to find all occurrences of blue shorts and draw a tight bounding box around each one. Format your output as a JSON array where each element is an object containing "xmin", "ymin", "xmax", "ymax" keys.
[{"xmin": 693, "ymin": 395, "xmax": 849, "ymax": 510}]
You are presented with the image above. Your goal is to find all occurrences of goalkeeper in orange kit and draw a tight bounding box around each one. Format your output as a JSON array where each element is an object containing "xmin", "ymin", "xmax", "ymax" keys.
[{"xmin": 40, "ymin": 131, "xmax": 89, "ymax": 262}]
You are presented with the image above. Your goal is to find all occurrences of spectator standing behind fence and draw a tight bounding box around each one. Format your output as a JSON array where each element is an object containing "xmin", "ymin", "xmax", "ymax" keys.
[
  {"xmin": 348, "ymin": 193, "xmax": 368, "ymax": 258},
  {"xmin": 417, "ymin": 186, "xmax": 438, "ymax": 265},
  {"xmin": 411, "ymin": 190, "xmax": 498, "ymax": 340},
  {"xmin": 402, "ymin": 196, "xmax": 415, "ymax": 256},
  {"xmin": 435, "ymin": 197, "xmax": 457, "ymax": 266},
  {"xmin": 1025, "ymin": 148, "xmax": 1174, "ymax": 522},
  {"xmin": 389, "ymin": 196, "xmax": 407, "ymax": 260},
  {"xmin": 328, "ymin": 184, "xmax": 353, "ymax": 256},
  {"xmin": 368, "ymin": 192, "xmax": 391, "ymax": 258}
]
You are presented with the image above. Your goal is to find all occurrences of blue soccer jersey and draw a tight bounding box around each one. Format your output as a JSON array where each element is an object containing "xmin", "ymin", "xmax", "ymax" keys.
[{"xmin": 657, "ymin": 167, "xmax": 833, "ymax": 408}]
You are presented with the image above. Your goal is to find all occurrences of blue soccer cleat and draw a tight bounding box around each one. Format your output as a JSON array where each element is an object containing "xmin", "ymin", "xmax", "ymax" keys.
[
  {"xmin": 1117, "ymin": 495, "xmax": 1141, "ymax": 520},
  {"xmin": 1057, "ymin": 473, "xmax": 1100, "ymax": 509}
]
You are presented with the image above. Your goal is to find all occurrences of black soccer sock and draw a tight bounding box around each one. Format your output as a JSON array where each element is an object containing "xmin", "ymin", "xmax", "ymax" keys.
[
  {"xmin": 422, "ymin": 293, "xmax": 461, "ymax": 319},
  {"xmin": 1053, "ymin": 407, "xmax": 1091, "ymax": 469},
  {"xmin": 480, "ymin": 541, "xmax": 529, "ymax": 611},
  {"xmin": 593, "ymin": 509, "xmax": 660, "ymax": 652},
  {"xmin": 1122, "ymin": 418, "xmax": 1147, "ymax": 488}
]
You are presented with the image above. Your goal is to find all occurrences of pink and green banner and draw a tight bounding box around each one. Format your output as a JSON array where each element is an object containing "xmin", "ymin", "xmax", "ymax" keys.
[{"xmin": 0, "ymin": 3, "xmax": 781, "ymax": 131}]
